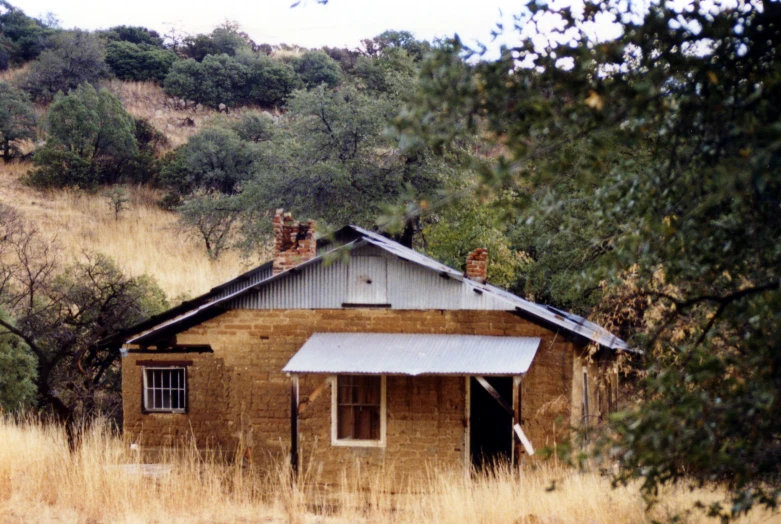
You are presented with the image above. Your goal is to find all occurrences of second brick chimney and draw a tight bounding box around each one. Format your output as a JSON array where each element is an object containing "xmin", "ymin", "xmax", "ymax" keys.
[
  {"xmin": 272, "ymin": 209, "xmax": 316, "ymax": 275},
  {"xmin": 465, "ymin": 248, "xmax": 488, "ymax": 284}
]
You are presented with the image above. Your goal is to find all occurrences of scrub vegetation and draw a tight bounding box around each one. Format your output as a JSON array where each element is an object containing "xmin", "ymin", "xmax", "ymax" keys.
[{"xmin": 0, "ymin": 417, "xmax": 776, "ymax": 524}]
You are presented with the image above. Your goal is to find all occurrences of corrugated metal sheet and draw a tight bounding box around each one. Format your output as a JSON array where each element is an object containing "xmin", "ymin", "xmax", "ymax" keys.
[
  {"xmin": 213, "ymin": 263, "xmax": 273, "ymax": 299},
  {"xmin": 126, "ymin": 228, "xmax": 629, "ymax": 351},
  {"xmin": 282, "ymin": 333, "xmax": 540, "ymax": 375}
]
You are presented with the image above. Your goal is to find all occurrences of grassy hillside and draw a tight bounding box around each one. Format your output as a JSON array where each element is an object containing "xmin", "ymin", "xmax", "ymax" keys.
[
  {"xmin": 0, "ymin": 79, "xmax": 277, "ymax": 301},
  {"xmin": 0, "ymin": 161, "xmax": 255, "ymax": 301}
]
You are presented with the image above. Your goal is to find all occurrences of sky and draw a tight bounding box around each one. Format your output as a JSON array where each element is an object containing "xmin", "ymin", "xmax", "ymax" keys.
[{"xmin": 14, "ymin": 0, "xmax": 526, "ymax": 52}]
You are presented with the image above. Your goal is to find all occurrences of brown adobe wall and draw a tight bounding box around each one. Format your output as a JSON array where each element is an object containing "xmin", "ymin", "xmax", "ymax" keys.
[{"xmin": 122, "ymin": 309, "xmax": 577, "ymax": 482}]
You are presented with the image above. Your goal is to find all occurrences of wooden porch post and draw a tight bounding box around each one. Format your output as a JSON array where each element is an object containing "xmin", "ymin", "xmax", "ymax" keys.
[
  {"xmin": 290, "ymin": 374, "xmax": 299, "ymax": 480},
  {"xmin": 512, "ymin": 375, "xmax": 521, "ymax": 467}
]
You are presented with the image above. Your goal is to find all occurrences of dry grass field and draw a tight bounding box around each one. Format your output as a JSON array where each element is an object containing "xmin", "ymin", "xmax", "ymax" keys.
[
  {"xmin": 0, "ymin": 417, "xmax": 777, "ymax": 524},
  {"xmin": 0, "ymin": 161, "xmax": 256, "ymax": 301}
]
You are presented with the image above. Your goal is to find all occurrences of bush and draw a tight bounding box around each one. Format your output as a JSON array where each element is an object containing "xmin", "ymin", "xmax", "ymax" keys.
[
  {"xmin": 29, "ymin": 83, "xmax": 137, "ymax": 188},
  {"xmin": 182, "ymin": 23, "xmax": 253, "ymax": 62},
  {"xmin": 105, "ymin": 41, "xmax": 177, "ymax": 83},
  {"xmin": 0, "ymin": 310, "xmax": 36, "ymax": 412},
  {"xmin": 233, "ymin": 111, "xmax": 275, "ymax": 142},
  {"xmin": 20, "ymin": 31, "xmax": 109, "ymax": 102},
  {"xmin": 160, "ymin": 127, "xmax": 258, "ymax": 194},
  {"xmin": 164, "ymin": 54, "xmax": 248, "ymax": 108},
  {"xmin": 0, "ymin": 81, "xmax": 36, "ymax": 161},
  {"xmin": 101, "ymin": 25, "xmax": 163, "ymax": 47},
  {"xmin": 241, "ymin": 54, "xmax": 301, "ymax": 107},
  {"xmin": 0, "ymin": 2, "xmax": 56, "ymax": 68},
  {"xmin": 290, "ymin": 50, "xmax": 342, "ymax": 88},
  {"xmin": 164, "ymin": 53, "xmax": 300, "ymax": 108}
]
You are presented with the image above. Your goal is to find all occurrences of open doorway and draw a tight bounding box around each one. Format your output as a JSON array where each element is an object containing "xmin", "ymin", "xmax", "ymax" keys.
[{"xmin": 469, "ymin": 376, "xmax": 513, "ymax": 470}]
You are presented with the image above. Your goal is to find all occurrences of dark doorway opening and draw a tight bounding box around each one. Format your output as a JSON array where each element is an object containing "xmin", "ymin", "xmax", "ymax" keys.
[{"xmin": 470, "ymin": 376, "xmax": 513, "ymax": 470}]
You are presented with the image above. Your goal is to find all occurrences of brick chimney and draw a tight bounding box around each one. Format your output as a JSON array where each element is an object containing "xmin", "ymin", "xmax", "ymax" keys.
[
  {"xmin": 272, "ymin": 209, "xmax": 316, "ymax": 275},
  {"xmin": 465, "ymin": 248, "xmax": 488, "ymax": 284}
]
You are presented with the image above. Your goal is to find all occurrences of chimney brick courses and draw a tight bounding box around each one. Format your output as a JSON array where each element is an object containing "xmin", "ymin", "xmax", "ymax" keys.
[
  {"xmin": 272, "ymin": 209, "xmax": 316, "ymax": 275},
  {"xmin": 465, "ymin": 248, "xmax": 488, "ymax": 283}
]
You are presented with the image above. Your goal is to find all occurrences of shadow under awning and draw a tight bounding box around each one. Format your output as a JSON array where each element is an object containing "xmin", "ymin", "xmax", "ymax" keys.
[{"xmin": 282, "ymin": 333, "xmax": 541, "ymax": 376}]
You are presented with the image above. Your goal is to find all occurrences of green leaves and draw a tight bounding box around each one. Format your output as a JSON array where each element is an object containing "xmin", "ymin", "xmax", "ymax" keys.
[
  {"xmin": 29, "ymin": 83, "xmax": 137, "ymax": 188},
  {"xmin": 0, "ymin": 81, "xmax": 36, "ymax": 161},
  {"xmin": 398, "ymin": 0, "xmax": 781, "ymax": 516}
]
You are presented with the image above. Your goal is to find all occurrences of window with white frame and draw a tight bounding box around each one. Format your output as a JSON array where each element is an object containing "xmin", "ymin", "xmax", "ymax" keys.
[
  {"xmin": 143, "ymin": 367, "xmax": 187, "ymax": 413},
  {"xmin": 332, "ymin": 375, "xmax": 386, "ymax": 446}
]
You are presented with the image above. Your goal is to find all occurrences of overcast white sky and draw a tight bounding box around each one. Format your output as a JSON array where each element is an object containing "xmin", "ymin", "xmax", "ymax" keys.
[{"xmin": 14, "ymin": 0, "xmax": 526, "ymax": 52}]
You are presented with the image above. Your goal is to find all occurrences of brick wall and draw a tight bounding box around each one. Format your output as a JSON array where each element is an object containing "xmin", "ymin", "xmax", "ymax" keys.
[{"xmin": 122, "ymin": 309, "xmax": 577, "ymax": 481}]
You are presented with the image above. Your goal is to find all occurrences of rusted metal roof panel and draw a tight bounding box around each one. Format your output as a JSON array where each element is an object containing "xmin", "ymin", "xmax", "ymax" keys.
[{"xmin": 282, "ymin": 333, "xmax": 541, "ymax": 376}]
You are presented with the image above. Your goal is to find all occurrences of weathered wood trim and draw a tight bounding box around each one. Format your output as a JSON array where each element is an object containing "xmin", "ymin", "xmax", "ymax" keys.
[
  {"xmin": 135, "ymin": 360, "xmax": 193, "ymax": 367},
  {"xmin": 298, "ymin": 377, "xmax": 330, "ymax": 415},
  {"xmin": 290, "ymin": 374, "xmax": 299, "ymax": 479},
  {"xmin": 474, "ymin": 376, "xmax": 513, "ymax": 415}
]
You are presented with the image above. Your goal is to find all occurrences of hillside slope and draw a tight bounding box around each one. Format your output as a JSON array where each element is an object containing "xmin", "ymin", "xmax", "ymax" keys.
[{"xmin": 0, "ymin": 161, "xmax": 255, "ymax": 301}]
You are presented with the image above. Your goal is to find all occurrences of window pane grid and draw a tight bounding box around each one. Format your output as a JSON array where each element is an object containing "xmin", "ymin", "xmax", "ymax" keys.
[
  {"xmin": 336, "ymin": 375, "xmax": 381, "ymax": 440},
  {"xmin": 144, "ymin": 368, "xmax": 186, "ymax": 412}
]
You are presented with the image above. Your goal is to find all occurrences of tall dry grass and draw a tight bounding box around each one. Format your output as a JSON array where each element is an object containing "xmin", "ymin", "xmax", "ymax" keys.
[
  {"xmin": 0, "ymin": 417, "xmax": 776, "ymax": 524},
  {"xmin": 0, "ymin": 162, "xmax": 256, "ymax": 300}
]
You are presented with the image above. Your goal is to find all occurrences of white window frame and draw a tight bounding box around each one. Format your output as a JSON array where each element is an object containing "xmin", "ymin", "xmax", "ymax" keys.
[
  {"xmin": 142, "ymin": 367, "xmax": 187, "ymax": 414},
  {"xmin": 331, "ymin": 374, "xmax": 386, "ymax": 448}
]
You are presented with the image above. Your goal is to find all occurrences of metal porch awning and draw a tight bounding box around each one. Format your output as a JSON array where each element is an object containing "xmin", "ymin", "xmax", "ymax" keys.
[{"xmin": 282, "ymin": 333, "xmax": 541, "ymax": 376}]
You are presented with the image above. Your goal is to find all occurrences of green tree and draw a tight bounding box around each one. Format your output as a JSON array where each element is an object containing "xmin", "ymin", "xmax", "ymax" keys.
[
  {"xmin": 421, "ymin": 196, "xmax": 521, "ymax": 289},
  {"xmin": 236, "ymin": 83, "xmax": 450, "ymax": 251},
  {"xmin": 0, "ymin": 207, "xmax": 168, "ymax": 424},
  {"xmin": 0, "ymin": 1, "xmax": 57, "ymax": 68},
  {"xmin": 0, "ymin": 310, "xmax": 36, "ymax": 412},
  {"xmin": 29, "ymin": 83, "xmax": 137, "ymax": 188},
  {"xmin": 164, "ymin": 54, "xmax": 250, "ymax": 108},
  {"xmin": 290, "ymin": 50, "xmax": 342, "ymax": 88},
  {"xmin": 241, "ymin": 54, "xmax": 301, "ymax": 107},
  {"xmin": 0, "ymin": 81, "xmax": 35, "ymax": 162},
  {"xmin": 20, "ymin": 30, "xmax": 109, "ymax": 102},
  {"xmin": 178, "ymin": 190, "xmax": 241, "ymax": 259},
  {"xmin": 233, "ymin": 111, "xmax": 276, "ymax": 142},
  {"xmin": 100, "ymin": 25, "xmax": 163, "ymax": 47},
  {"xmin": 362, "ymin": 30, "xmax": 431, "ymax": 62},
  {"xmin": 396, "ymin": 0, "xmax": 781, "ymax": 517},
  {"xmin": 160, "ymin": 127, "xmax": 258, "ymax": 194},
  {"xmin": 181, "ymin": 22, "xmax": 254, "ymax": 61},
  {"xmin": 105, "ymin": 41, "xmax": 177, "ymax": 83}
]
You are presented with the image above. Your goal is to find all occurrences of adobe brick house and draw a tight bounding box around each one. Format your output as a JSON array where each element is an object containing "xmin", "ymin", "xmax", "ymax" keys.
[{"xmin": 115, "ymin": 210, "xmax": 628, "ymax": 482}]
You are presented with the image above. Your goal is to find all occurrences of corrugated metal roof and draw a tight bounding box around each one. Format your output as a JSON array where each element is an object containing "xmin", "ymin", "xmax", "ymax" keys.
[
  {"xmin": 349, "ymin": 226, "xmax": 629, "ymax": 351},
  {"xmin": 124, "ymin": 226, "xmax": 630, "ymax": 352},
  {"xmin": 282, "ymin": 333, "xmax": 541, "ymax": 376}
]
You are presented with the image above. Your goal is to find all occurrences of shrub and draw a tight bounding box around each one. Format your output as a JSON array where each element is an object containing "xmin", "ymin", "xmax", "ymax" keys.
[
  {"xmin": 241, "ymin": 54, "xmax": 301, "ymax": 107},
  {"xmin": 160, "ymin": 127, "xmax": 258, "ymax": 194},
  {"xmin": 181, "ymin": 23, "xmax": 253, "ymax": 62},
  {"xmin": 0, "ymin": 2, "xmax": 56, "ymax": 67},
  {"xmin": 233, "ymin": 111, "xmax": 275, "ymax": 142},
  {"xmin": 0, "ymin": 310, "xmax": 36, "ymax": 412},
  {"xmin": 164, "ymin": 54, "xmax": 248, "ymax": 108},
  {"xmin": 105, "ymin": 41, "xmax": 177, "ymax": 83},
  {"xmin": 29, "ymin": 83, "xmax": 137, "ymax": 188},
  {"xmin": 0, "ymin": 81, "xmax": 36, "ymax": 161},
  {"xmin": 290, "ymin": 50, "xmax": 342, "ymax": 88},
  {"xmin": 101, "ymin": 25, "xmax": 163, "ymax": 47},
  {"xmin": 164, "ymin": 53, "xmax": 299, "ymax": 108},
  {"xmin": 20, "ymin": 31, "xmax": 109, "ymax": 102}
]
